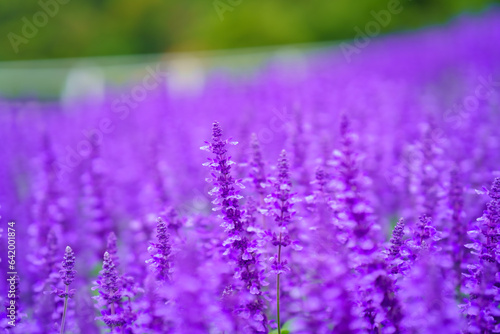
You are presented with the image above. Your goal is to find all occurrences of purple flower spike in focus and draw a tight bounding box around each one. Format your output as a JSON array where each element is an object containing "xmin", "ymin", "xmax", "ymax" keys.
[
  {"xmin": 202, "ymin": 121, "xmax": 268, "ymax": 333},
  {"xmin": 60, "ymin": 246, "xmax": 76, "ymax": 287},
  {"xmin": 58, "ymin": 246, "xmax": 76, "ymax": 334},
  {"xmin": 265, "ymin": 150, "xmax": 301, "ymax": 334}
]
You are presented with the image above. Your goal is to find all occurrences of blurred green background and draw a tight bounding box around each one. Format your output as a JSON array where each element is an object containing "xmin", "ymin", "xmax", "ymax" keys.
[{"xmin": 1, "ymin": 0, "xmax": 499, "ymax": 62}]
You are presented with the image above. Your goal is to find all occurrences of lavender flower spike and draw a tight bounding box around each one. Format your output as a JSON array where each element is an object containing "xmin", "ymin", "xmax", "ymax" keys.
[
  {"xmin": 389, "ymin": 218, "xmax": 405, "ymax": 257},
  {"xmin": 463, "ymin": 177, "xmax": 500, "ymax": 333},
  {"xmin": 146, "ymin": 217, "xmax": 173, "ymax": 283},
  {"xmin": 93, "ymin": 252, "xmax": 124, "ymax": 330},
  {"xmin": 61, "ymin": 246, "xmax": 76, "ymax": 287},
  {"xmin": 386, "ymin": 218, "xmax": 408, "ymax": 277},
  {"xmin": 59, "ymin": 246, "xmax": 76, "ymax": 334},
  {"xmin": 202, "ymin": 122, "xmax": 268, "ymax": 332},
  {"xmin": 266, "ymin": 150, "xmax": 299, "ymax": 333}
]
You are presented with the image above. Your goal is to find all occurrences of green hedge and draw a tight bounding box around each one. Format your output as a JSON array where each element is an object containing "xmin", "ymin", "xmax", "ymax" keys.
[{"xmin": 0, "ymin": 0, "xmax": 498, "ymax": 61}]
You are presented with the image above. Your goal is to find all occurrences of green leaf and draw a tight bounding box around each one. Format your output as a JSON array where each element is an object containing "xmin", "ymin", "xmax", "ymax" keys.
[
  {"xmin": 268, "ymin": 330, "xmax": 290, "ymax": 334},
  {"xmin": 268, "ymin": 320, "xmax": 293, "ymax": 334}
]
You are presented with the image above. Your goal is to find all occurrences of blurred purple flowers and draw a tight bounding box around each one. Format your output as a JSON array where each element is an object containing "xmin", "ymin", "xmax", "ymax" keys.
[{"xmin": 2, "ymin": 12, "xmax": 500, "ymax": 334}]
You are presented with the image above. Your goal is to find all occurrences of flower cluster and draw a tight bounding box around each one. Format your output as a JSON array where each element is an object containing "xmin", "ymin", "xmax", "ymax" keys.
[
  {"xmin": 93, "ymin": 250, "xmax": 138, "ymax": 331},
  {"xmin": 265, "ymin": 150, "xmax": 301, "ymax": 275},
  {"xmin": 202, "ymin": 122, "xmax": 268, "ymax": 332},
  {"xmin": 462, "ymin": 178, "xmax": 500, "ymax": 332},
  {"xmin": 146, "ymin": 217, "xmax": 173, "ymax": 283},
  {"xmin": 3, "ymin": 13, "xmax": 500, "ymax": 333}
]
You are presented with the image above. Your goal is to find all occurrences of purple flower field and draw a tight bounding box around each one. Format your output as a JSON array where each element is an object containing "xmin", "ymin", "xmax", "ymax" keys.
[{"xmin": 1, "ymin": 13, "xmax": 500, "ymax": 334}]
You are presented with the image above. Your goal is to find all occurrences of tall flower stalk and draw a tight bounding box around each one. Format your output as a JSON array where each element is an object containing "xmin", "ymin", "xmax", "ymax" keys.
[
  {"xmin": 202, "ymin": 122, "xmax": 268, "ymax": 332},
  {"xmin": 146, "ymin": 217, "xmax": 173, "ymax": 283},
  {"xmin": 58, "ymin": 246, "xmax": 76, "ymax": 334},
  {"xmin": 386, "ymin": 218, "xmax": 408, "ymax": 278},
  {"xmin": 93, "ymin": 252, "xmax": 123, "ymax": 331},
  {"xmin": 265, "ymin": 150, "xmax": 298, "ymax": 333},
  {"xmin": 463, "ymin": 177, "xmax": 500, "ymax": 332},
  {"xmin": 331, "ymin": 115, "xmax": 403, "ymax": 332}
]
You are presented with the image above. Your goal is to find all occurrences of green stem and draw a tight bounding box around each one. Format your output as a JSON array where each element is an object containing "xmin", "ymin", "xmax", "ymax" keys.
[
  {"xmin": 277, "ymin": 232, "xmax": 282, "ymax": 334},
  {"xmin": 110, "ymin": 303, "xmax": 116, "ymax": 332},
  {"xmin": 60, "ymin": 285, "xmax": 69, "ymax": 334}
]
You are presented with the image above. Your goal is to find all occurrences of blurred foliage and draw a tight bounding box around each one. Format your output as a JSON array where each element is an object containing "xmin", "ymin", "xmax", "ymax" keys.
[{"xmin": 0, "ymin": 0, "xmax": 498, "ymax": 61}]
